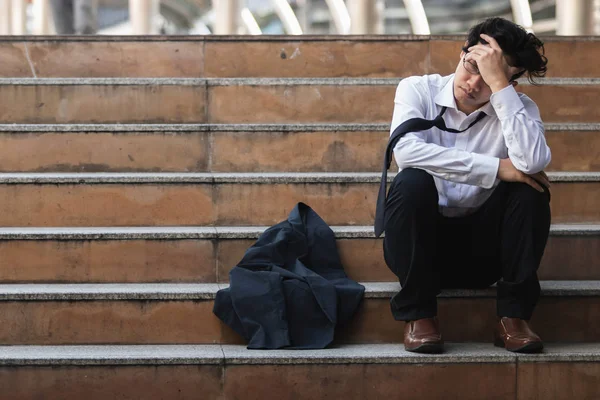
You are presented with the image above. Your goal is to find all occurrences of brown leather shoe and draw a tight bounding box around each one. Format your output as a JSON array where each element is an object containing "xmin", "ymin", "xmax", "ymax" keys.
[
  {"xmin": 494, "ymin": 317, "xmax": 543, "ymax": 353},
  {"xmin": 404, "ymin": 317, "xmax": 444, "ymax": 353}
]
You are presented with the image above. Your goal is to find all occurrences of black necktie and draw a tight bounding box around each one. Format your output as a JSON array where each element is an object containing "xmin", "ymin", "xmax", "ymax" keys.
[{"xmin": 374, "ymin": 107, "xmax": 487, "ymax": 237}]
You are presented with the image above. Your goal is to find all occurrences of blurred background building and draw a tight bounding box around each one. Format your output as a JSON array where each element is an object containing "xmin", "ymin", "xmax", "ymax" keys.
[{"xmin": 0, "ymin": 0, "xmax": 598, "ymax": 36}]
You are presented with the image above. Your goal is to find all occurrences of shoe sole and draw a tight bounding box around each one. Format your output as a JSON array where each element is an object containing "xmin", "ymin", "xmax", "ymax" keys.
[
  {"xmin": 405, "ymin": 343, "xmax": 444, "ymax": 354},
  {"xmin": 494, "ymin": 338, "xmax": 544, "ymax": 353}
]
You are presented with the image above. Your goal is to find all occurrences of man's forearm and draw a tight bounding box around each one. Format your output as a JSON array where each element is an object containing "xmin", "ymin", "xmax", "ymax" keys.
[{"xmin": 394, "ymin": 139, "xmax": 499, "ymax": 188}]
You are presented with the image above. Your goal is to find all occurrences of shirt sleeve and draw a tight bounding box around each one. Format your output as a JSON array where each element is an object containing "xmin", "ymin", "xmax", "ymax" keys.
[
  {"xmin": 489, "ymin": 85, "xmax": 551, "ymax": 174},
  {"xmin": 390, "ymin": 77, "xmax": 500, "ymax": 189}
]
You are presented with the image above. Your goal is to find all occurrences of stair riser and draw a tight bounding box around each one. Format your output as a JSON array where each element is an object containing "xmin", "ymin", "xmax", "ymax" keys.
[
  {"xmin": 219, "ymin": 236, "xmax": 600, "ymax": 282},
  {"xmin": 339, "ymin": 297, "xmax": 600, "ymax": 344},
  {"xmin": 0, "ymin": 182, "xmax": 592, "ymax": 226},
  {"xmin": 210, "ymin": 129, "xmax": 600, "ymax": 173},
  {"xmin": 200, "ymin": 364, "xmax": 515, "ymax": 400},
  {"xmin": 207, "ymin": 84, "xmax": 600, "ymax": 124},
  {"xmin": 1, "ymin": 41, "xmax": 204, "ymax": 78},
  {"xmin": 0, "ymin": 132, "xmax": 210, "ymax": 173},
  {"xmin": 517, "ymin": 362, "xmax": 600, "ymax": 399},
  {"xmin": 208, "ymin": 40, "xmax": 600, "ymax": 79},
  {"xmin": 0, "ymin": 296, "xmax": 598, "ymax": 344},
  {"xmin": 0, "ymin": 235, "xmax": 594, "ymax": 283},
  {"xmin": 1, "ymin": 366, "xmax": 222, "ymax": 400},
  {"xmin": 0, "ymin": 240, "xmax": 216, "ymax": 283},
  {"xmin": 1, "ymin": 39, "xmax": 595, "ymax": 78},
  {"xmin": 0, "ymin": 84, "xmax": 597, "ymax": 123},
  {"xmin": 0, "ymin": 301, "xmax": 222, "ymax": 344},
  {"xmin": 0, "ymin": 85, "xmax": 205, "ymax": 124},
  {"xmin": 0, "ymin": 129, "xmax": 593, "ymax": 173},
  {"xmin": 3, "ymin": 362, "xmax": 598, "ymax": 400}
]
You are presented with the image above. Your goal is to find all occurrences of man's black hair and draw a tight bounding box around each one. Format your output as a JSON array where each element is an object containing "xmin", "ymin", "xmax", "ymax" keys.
[{"xmin": 461, "ymin": 17, "xmax": 548, "ymax": 83}]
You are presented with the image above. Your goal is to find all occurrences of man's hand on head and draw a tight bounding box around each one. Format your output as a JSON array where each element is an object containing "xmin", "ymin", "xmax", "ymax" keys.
[
  {"xmin": 497, "ymin": 158, "xmax": 551, "ymax": 193},
  {"xmin": 466, "ymin": 33, "xmax": 522, "ymax": 93}
]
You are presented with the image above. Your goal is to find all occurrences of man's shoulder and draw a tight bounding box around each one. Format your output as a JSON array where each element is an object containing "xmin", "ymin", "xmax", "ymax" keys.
[
  {"xmin": 400, "ymin": 73, "xmax": 450, "ymax": 83},
  {"xmin": 398, "ymin": 74, "xmax": 452, "ymax": 92}
]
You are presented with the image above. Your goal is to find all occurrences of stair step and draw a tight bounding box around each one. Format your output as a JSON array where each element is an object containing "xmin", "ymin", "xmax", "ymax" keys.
[
  {"xmin": 0, "ymin": 343, "xmax": 600, "ymax": 400},
  {"xmin": 0, "ymin": 171, "xmax": 594, "ymax": 183},
  {"xmin": 2, "ymin": 37, "xmax": 598, "ymax": 78},
  {"xmin": 0, "ymin": 172, "xmax": 592, "ymax": 226},
  {"xmin": 1, "ymin": 343, "xmax": 599, "ymax": 399},
  {"xmin": 0, "ymin": 78, "xmax": 599, "ymax": 123},
  {"xmin": 3, "ymin": 281, "xmax": 598, "ymax": 300},
  {"xmin": 1, "ymin": 342, "xmax": 598, "ymax": 365},
  {"xmin": 0, "ymin": 123, "xmax": 596, "ymax": 173},
  {"xmin": 2, "ymin": 223, "xmax": 596, "ymax": 239},
  {"xmin": 0, "ymin": 224, "xmax": 596, "ymax": 283},
  {"xmin": 0, "ymin": 281, "xmax": 597, "ymax": 345},
  {"xmin": 0, "ymin": 78, "xmax": 206, "ymax": 124},
  {"xmin": 2, "ymin": 39, "xmax": 204, "ymax": 78}
]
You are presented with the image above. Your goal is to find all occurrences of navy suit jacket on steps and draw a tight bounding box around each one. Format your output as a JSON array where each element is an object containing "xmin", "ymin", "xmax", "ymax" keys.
[{"xmin": 213, "ymin": 202, "xmax": 365, "ymax": 349}]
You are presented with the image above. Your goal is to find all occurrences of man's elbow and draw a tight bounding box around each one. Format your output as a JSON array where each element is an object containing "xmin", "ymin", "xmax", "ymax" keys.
[
  {"xmin": 392, "ymin": 147, "xmax": 414, "ymax": 170},
  {"xmin": 395, "ymin": 156, "xmax": 410, "ymax": 170},
  {"xmin": 514, "ymin": 153, "xmax": 551, "ymax": 174}
]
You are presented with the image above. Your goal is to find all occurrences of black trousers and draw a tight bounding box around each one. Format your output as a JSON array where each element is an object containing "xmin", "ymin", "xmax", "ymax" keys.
[{"xmin": 383, "ymin": 168, "xmax": 551, "ymax": 321}]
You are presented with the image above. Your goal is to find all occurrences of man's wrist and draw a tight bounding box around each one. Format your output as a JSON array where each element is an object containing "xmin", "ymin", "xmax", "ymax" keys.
[
  {"xmin": 496, "ymin": 158, "xmax": 506, "ymax": 178},
  {"xmin": 489, "ymin": 78, "xmax": 510, "ymax": 93}
]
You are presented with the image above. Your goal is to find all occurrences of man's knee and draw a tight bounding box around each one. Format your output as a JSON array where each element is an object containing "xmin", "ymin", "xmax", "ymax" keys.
[
  {"xmin": 387, "ymin": 168, "xmax": 438, "ymax": 207},
  {"xmin": 505, "ymin": 182, "xmax": 551, "ymax": 221},
  {"xmin": 506, "ymin": 182, "xmax": 550, "ymax": 205}
]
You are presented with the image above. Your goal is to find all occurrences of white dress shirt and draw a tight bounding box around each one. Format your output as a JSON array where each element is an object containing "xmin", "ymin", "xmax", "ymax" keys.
[{"xmin": 390, "ymin": 73, "xmax": 551, "ymax": 217}]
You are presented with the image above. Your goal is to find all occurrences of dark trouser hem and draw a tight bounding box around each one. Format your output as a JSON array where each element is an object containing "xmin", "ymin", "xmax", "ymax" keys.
[
  {"xmin": 383, "ymin": 168, "xmax": 551, "ymax": 322},
  {"xmin": 496, "ymin": 277, "xmax": 541, "ymax": 320},
  {"xmin": 390, "ymin": 298, "xmax": 437, "ymax": 322}
]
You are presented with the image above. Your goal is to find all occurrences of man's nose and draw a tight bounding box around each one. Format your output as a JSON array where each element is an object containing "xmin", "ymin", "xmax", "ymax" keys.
[{"xmin": 467, "ymin": 74, "xmax": 483, "ymax": 89}]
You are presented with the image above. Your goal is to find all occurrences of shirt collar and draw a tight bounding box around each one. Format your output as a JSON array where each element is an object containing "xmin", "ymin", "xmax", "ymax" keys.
[{"xmin": 434, "ymin": 74, "xmax": 496, "ymax": 117}]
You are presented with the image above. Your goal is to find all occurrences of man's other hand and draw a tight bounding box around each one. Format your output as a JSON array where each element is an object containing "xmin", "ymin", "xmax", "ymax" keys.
[{"xmin": 497, "ymin": 158, "xmax": 550, "ymax": 193}]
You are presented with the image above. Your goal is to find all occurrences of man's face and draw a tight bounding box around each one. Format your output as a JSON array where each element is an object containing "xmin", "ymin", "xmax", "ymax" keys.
[
  {"xmin": 453, "ymin": 51, "xmax": 494, "ymax": 114},
  {"xmin": 453, "ymin": 43, "xmax": 521, "ymax": 114}
]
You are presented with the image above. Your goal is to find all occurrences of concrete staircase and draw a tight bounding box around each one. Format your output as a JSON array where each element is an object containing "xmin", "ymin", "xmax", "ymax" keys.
[{"xmin": 0, "ymin": 35, "xmax": 599, "ymax": 399}]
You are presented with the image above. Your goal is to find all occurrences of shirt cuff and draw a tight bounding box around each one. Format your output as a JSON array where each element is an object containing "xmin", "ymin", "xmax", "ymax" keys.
[
  {"xmin": 471, "ymin": 153, "xmax": 500, "ymax": 189},
  {"xmin": 490, "ymin": 85, "xmax": 525, "ymax": 120}
]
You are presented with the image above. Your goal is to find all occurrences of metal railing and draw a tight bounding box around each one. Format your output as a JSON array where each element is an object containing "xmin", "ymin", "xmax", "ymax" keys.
[{"xmin": 0, "ymin": 0, "xmax": 597, "ymax": 36}]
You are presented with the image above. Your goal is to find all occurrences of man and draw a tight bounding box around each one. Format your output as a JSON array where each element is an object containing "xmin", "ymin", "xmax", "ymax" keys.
[{"xmin": 375, "ymin": 17, "xmax": 551, "ymax": 353}]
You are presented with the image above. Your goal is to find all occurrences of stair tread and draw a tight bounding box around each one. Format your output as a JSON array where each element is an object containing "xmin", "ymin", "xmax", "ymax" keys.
[
  {"xmin": 0, "ymin": 171, "xmax": 592, "ymax": 183},
  {"xmin": 0, "ymin": 281, "xmax": 597, "ymax": 300},
  {"xmin": 0, "ymin": 77, "xmax": 597, "ymax": 86},
  {"xmin": 0, "ymin": 122, "xmax": 596, "ymax": 131},
  {"xmin": 1, "ymin": 343, "xmax": 599, "ymax": 366},
  {"xmin": 0, "ymin": 224, "xmax": 595, "ymax": 239}
]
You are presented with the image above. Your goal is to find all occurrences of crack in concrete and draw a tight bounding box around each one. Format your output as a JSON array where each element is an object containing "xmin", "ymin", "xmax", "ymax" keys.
[{"xmin": 23, "ymin": 43, "xmax": 38, "ymax": 78}]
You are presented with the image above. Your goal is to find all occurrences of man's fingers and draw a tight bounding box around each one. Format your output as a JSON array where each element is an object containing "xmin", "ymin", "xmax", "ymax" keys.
[
  {"xmin": 468, "ymin": 45, "xmax": 492, "ymax": 56},
  {"xmin": 480, "ymin": 33, "xmax": 501, "ymax": 50},
  {"xmin": 465, "ymin": 50, "xmax": 483, "ymax": 58},
  {"xmin": 532, "ymin": 171, "xmax": 551, "ymax": 188},
  {"xmin": 522, "ymin": 176, "xmax": 545, "ymax": 192},
  {"xmin": 532, "ymin": 171, "xmax": 551, "ymax": 196},
  {"xmin": 533, "ymin": 172, "xmax": 549, "ymax": 186},
  {"xmin": 539, "ymin": 171, "xmax": 551, "ymax": 187}
]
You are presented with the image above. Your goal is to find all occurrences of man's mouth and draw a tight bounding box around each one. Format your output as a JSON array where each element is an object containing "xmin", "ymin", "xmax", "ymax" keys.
[{"xmin": 462, "ymin": 87, "xmax": 475, "ymax": 99}]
